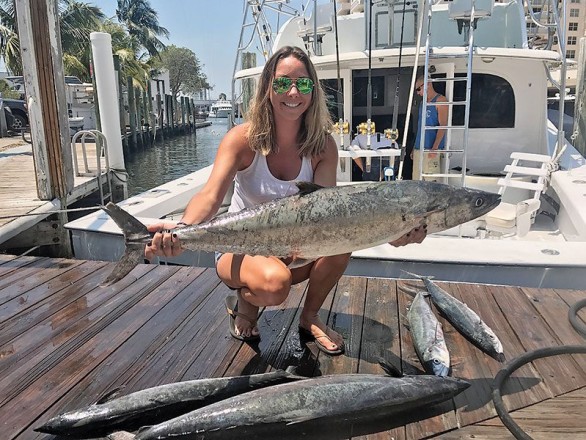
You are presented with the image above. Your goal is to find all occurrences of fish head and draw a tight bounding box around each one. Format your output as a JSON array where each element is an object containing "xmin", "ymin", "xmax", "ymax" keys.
[
  {"xmin": 424, "ymin": 358, "xmax": 451, "ymax": 377},
  {"xmin": 483, "ymin": 326, "xmax": 506, "ymax": 362},
  {"xmin": 420, "ymin": 182, "xmax": 501, "ymax": 231}
]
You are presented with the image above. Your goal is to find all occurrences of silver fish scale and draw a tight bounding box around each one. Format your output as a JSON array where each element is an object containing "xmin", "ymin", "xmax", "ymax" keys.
[
  {"xmin": 422, "ymin": 278, "xmax": 505, "ymax": 360},
  {"xmin": 174, "ymin": 181, "xmax": 500, "ymax": 259},
  {"xmin": 407, "ymin": 292, "xmax": 450, "ymax": 375},
  {"xmin": 136, "ymin": 374, "xmax": 470, "ymax": 439}
]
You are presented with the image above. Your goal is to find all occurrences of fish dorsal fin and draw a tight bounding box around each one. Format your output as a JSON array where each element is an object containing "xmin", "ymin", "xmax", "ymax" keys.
[
  {"xmin": 96, "ymin": 386, "xmax": 125, "ymax": 404},
  {"xmin": 295, "ymin": 181, "xmax": 323, "ymax": 195}
]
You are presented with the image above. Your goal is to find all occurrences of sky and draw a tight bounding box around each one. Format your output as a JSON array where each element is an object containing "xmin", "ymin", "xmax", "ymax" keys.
[{"xmin": 95, "ymin": 0, "xmax": 308, "ymax": 100}]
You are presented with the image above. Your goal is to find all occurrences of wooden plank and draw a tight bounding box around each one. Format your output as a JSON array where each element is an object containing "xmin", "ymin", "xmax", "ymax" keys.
[
  {"xmin": 462, "ymin": 388, "xmax": 586, "ymax": 439},
  {"xmin": 520, "ymin": 287, "xmax": 586, "ymax": 375},
  {"xmin": 447, "ymin": 282, "xmax": 549, "ymax": 427},
  {"xmin": 317, "ymin": 275, "xmax": 366, "ymax": 376},
  {"xmin": 0, "ymin": 255, "xmax": 46, "ymax": 278},
  {"xmin": 0, "ymin": 264, "xmax": 167, "ymax": 408},
  {"xmin": 3, "ymin": 265, "xmax": 182, "ymax": 438},
  {"xmin": 0, "ymin": 262, "xmax": 111, "ymax": 373},
  {"xmin": 220, "ymin": 279, "xmax": 309, "ymax": 377},
  {"xmin": 0, "ymin": 258, "xmax": 84, "ymax": 305},
  {"xmin": 396, "ymin": 279, "xmax": 462, "ymax": 439},
  {"xmin": 0, "ymin": 260, "xmax": 107, "ymax": 326},
  {"xmin": 34, "ymin": 267, "xmax": 211, "ymax": 429},
  {"xmin": 353, "ymin": 277, "xmax": 405, "ymax": 440},
  {"xmin": 491, "ymin": 285, "xmax": 586, "ymax": 396}
]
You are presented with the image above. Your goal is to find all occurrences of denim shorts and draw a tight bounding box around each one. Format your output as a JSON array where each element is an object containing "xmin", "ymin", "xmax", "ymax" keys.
[{"xmin": 214, "ymin": 252, "xmax": 237, "ymax": 291}]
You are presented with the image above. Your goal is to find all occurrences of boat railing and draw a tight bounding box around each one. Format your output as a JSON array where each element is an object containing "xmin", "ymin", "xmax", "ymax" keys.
[{"xmin": 71, "ymin": 129, "xmax": 112, "ymax": 205}]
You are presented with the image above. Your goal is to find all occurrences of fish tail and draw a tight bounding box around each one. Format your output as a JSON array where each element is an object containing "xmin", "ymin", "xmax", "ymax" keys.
[
  {"xmin": 400, "ymin": 270, "xmax": 435, "ymax": 281},
  {"xmin": 100, "ymin": 202, "xmax": 151, "ymax": 286}
]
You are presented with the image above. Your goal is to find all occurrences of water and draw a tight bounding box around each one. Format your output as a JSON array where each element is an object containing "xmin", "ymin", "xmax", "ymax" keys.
[{"xmin": 125, "ymin": 119, "xmax": 229, "ymax": 196}]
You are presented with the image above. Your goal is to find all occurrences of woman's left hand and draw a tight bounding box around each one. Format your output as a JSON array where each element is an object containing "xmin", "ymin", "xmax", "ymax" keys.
[{"xmin": 389, "ymin": 225, "xmax": 427, "ymax": 247}]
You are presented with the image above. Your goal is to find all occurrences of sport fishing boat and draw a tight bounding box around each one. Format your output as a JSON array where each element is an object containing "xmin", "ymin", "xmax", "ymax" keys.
[
  {"xmin": 65, "ymin": 0, "xmax": 586, "ymax": 289},
  {"xmin": 209, "ymin": 99, "xmax": 233, "ymax": 118}
]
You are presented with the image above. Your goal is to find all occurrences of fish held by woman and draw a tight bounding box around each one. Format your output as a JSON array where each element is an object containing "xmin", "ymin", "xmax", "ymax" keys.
[{"xmin": 101, "ymin": 180, "xmax": 500, "ymax": 285}]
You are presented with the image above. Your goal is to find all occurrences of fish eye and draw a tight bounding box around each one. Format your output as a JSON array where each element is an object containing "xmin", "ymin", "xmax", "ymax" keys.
[
  {"xmin": 432, "ymin": 359, "xmax": 441, "ymax": 364},
  {"xmin": 475, "ymin": 198, "xmax": 484, "ymax": 207}
]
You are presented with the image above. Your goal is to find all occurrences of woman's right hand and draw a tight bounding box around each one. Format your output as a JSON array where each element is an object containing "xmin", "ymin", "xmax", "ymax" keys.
[{"xmin": 145, "ymin": 222, "xmax": 184, "ymax": 261}]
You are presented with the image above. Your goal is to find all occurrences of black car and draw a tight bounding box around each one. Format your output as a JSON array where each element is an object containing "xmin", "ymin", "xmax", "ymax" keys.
[{"xmin": 2, "ymin": 98, "xmax": 28, "ymax": 131}]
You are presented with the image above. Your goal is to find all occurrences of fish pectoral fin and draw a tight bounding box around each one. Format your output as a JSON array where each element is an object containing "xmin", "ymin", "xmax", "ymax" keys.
[
  {"xmin": 285, "ymin": 416, "xmax": 315, "ymax": 426},
  {"xmin": 295, "ymin": 181, "xmax": 324, "ymax": 195},
  {"xmin": 107, "ymin": 431, "xmax": 136, "ymax": 440},
  {"xmin": 95, "ymin": 386, "xmax": 126, "ymax": 404}
]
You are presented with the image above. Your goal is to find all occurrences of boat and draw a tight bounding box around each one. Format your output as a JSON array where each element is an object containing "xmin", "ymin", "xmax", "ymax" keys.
[
  {"xmin": 208, "ymin": 99, "xmax": 233, "ymax": 118},
  {"xmin": 65, "ymin": 0, "xmax": 586, "ymax": 290}
]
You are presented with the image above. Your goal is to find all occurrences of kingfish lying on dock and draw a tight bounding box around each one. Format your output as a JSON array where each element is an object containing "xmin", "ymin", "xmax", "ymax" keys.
[
  {"xmin": 101, "ymin": 180, "xmax": 500, "ymax": 285},
  {"xmin": 407, "ymin": 291, "xmax": 451, "ymax": 376},
  {"xmin": 134, "ymin": 373, "xmax": 471, "ymax": 440},
  {"xmin": 406, "ymin": 272, "xmax": 506, "ymax": 362},
  {"xmin": 34, "ymin": 368, "xmax": 305, "ymax": 439}
]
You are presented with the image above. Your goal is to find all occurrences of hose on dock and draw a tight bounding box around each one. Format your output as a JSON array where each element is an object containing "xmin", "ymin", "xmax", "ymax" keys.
[{"xmin": 492, "ymin": 299, "xmax": 586, "ymax": 439}]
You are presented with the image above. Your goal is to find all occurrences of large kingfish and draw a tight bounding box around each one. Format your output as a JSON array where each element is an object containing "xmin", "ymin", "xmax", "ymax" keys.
[
  {"xmin": 135, "ymin": 374, "xmax": 470, "ymax": 440},
  {"xmin": 101, "ymin": 180, "xmax": 500, "ymax": 285},
  {"xmin": 407, "ymin": 291, "xmax": 451, "ymax": 376},
  {"xmin": 34, "ymin": 369, "xmax": 305, "ymax": 439},
  {"xmin": 407, "ymin": 272, "xmax": 506, "ymax": 362}
]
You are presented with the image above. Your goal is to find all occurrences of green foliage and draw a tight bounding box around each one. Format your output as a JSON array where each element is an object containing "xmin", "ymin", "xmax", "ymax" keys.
[
  {"xmin": 157, "ymin": 45, "xmax": 210, "ymax": 99},
  {"xmin": 0, "ymin": 79, "xmax": 22, "ymax": 99},
  {"xmin": 0, "ymin": 0, "xmax": 207, "ymax": 97}
]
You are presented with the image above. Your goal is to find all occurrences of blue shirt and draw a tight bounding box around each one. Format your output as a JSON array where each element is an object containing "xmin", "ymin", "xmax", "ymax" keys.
[{"xmin": 414, "ymin": 94, "xmax": 446, "ymax": 150}]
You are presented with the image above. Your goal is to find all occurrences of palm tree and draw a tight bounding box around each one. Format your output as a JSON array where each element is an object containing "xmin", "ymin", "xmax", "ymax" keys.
[
  {"xmin": 0, "ymin": 0, "xmax": 104, "ymax": 77},
  {"xmin": 115, "ymin": 0, "xmax": 169, "ymax": 58}
]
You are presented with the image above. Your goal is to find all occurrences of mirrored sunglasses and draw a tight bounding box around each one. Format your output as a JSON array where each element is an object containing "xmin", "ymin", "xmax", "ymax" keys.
[{"xmin": 272, "ymin": 77, "xmax": 314, "ymax": 95}]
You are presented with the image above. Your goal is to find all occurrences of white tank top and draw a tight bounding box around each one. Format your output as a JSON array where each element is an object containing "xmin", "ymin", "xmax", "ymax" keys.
[{"xmin": 228, "ymin": 152, "xmax": 314, "ymax": 213}]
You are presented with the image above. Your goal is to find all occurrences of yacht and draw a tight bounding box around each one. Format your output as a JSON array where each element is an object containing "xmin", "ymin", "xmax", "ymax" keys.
[
  {"xmin": 209, "ymin": 99, "xmax": 233, "ymax": 118},
  {"xmin": 65, "ymin": 0, "xmax": 586, "ymax": 290}
]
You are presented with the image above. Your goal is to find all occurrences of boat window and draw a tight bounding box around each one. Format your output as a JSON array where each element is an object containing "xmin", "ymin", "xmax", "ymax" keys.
[
  {"xmin": 449, "ymin": 73, "xmax": 515, "ymax": 128},
  {"xmin": 320, "ymin": 78, "xmax": 344, "ymax": 121},
  {"xmin": 353, "ymin": 75, "xmax": 385, "ymax": 107}
]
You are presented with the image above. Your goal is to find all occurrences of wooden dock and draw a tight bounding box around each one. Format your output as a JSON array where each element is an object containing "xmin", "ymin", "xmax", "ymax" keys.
[
  {"xmin": 0, "ymin": 141, "xmax": 110, "ymax": 247},
  {"xmin": 0, "ymin": 120, "xmax": 213, "ymax": 249},
  {"xmin": 0, "ymin": 254, "xmax": 585, "ymax": 439}
]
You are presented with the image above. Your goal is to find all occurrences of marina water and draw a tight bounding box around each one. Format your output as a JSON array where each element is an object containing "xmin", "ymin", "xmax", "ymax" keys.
[{"xmin": 125, "ymin": 119, "xmax": 228, "ymax": 196}]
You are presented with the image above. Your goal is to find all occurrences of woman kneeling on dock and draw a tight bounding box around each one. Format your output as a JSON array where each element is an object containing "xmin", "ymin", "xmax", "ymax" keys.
[{"xmin": 145, "ymin": 46, "xmax": 426, "ymax": 355}]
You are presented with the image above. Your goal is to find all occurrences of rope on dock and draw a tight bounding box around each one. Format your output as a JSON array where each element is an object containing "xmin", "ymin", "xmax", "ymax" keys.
[{"xmin": 0, "ymin": 206, "xmax": 102, "ymax": 220}]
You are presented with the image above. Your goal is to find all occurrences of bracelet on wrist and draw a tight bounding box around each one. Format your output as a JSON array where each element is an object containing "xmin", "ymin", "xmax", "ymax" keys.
[{"xmin": 176, "ymin": 221, "xmax": 188, "ymax": 227}]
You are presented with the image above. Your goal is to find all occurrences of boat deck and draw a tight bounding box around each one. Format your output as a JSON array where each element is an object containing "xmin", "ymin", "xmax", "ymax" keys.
[{"xmin": 1, "ymin": 254, "xmax": 585, "ymax": 439}]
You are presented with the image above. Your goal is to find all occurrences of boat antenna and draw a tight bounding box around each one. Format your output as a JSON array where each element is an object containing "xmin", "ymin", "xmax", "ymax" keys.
[
  {"xmin": 366, "ymin": 0, "xmax": 373, "ymax": 149},
  {"xmin": 389, "ymin": 0, "xmax": 408, "ymax": 150},
  {"xmin": 397, "ymin": 0, "xmax": 427, "ymax": 180},
  {"xmin": 333, "ymin": 0, "xmax": 345, "ymax": 146}
]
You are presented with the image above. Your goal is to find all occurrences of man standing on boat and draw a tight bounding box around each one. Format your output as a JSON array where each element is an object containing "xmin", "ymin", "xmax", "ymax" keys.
[
  {"xmin": 411, "ymin": 73, "xmax": 448, "ymax": 181},
  {"xmin": 145, "ymin": 46, "xmax": 426, "ymax": 356}
]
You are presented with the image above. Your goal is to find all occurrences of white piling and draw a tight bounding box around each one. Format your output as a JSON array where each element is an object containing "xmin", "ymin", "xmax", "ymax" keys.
[{"xmin": 90, "ymin": 32, "xmax": 125, "ymax": 171}]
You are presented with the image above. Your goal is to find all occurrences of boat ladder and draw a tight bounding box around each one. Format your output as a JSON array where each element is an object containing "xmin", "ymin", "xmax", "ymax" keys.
[
  {"xmin": 417, "ymin": 0, "xmax": 493, "ymax": 185},
  {"xmin": 71, "ymin": 130, "xmax": 112, "ymax": 206}
]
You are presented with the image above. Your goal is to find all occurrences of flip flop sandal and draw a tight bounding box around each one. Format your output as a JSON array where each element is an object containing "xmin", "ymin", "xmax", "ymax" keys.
[
  {"xmin": 298, "ymin": 326, "xmax": 344, "ymax": 356},
  {"xmin": 225, "ymin": 295, "xmax": 260, "ymax": 342}
]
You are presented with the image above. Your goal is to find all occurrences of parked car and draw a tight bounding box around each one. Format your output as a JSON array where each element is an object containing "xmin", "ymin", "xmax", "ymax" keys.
[{"xmin": 2, "ymin": 98, "xmax": 28, "ymax": 131}]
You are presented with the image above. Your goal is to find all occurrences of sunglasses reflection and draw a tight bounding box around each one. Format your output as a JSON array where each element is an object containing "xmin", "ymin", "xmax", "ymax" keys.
[{"xmin": 272, "ymin": 77, "xmax": 314, "ymax": 94}]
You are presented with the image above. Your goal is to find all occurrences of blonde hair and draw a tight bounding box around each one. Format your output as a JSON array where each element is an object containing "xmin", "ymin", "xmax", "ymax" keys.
[{"xmin": 246, "ymin": 46, "xmax": 332, "ymax": 157}]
